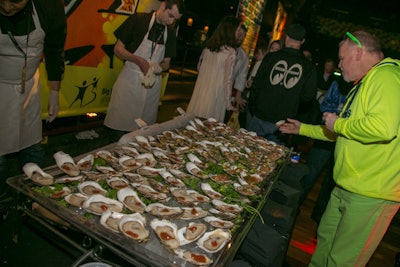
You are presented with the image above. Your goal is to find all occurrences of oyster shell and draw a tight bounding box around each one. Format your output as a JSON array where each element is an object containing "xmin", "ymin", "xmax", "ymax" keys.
[
  {"xmin": 186, "ymin": 162, "xmax": 207, "ymax": 179},
  {"xmin": 76, "ymin": 154, "xmax": 94, "ymax": 171},
  {"xmin": 186, "ymin": 190, "xmax": 210, "ymax": 203},
  {"xmin": 181, "ymin": 207, "xmax": 208, "ymax": 220},
  {"xmin": 201, "ymin": 183, "xmax": 224, "ymax": 200},
  {"xmin": 177, "ymin": 222, "xmax": 207, "ymax": 245},
  {"xmin": 22, "ymin": 163, "xmax": 54, "ymax": 186},
  {"xmin": 82, "ymin": 171, "xmax": 109, "ymax": 182},
  {"xmin": 78, "ymin": 181, "xmax": 107, "ymax": 196},
  {"xmin": 96, "ymin": 150, "xmax": 118, "ymax": 164},
  {"xmin": 203, "ymin": 216, "xmax": 235, "ymax": 229},
  {"xmin": 96, "ymin": 165, "xmax": 119, "ymax": 175},
  {"xmin": 170, "ymin": 187, "xmax": 197, "ymax": 206},
  {"xmin": 54, "ymin": 175, "xmax": 84, "ymax": 184},
  {"xmin": 121, "ymin": 146, "xmax": 140, "ymax": 157},
  {"xmin": 208, "ymin": 208, "xmax": 237, "ymax": 221},
  {"xmin": 119, "ymin": 213, "xmax": 149, "ymax": 241},
  {"xmin": 123, "ymin": 173, "xmax": 149, "ymax": 185},
  {"xmin": 100, "ymin": 210, "xmax": 124, "ymax": 233},
  {"xmin": 135, "ymin": 153, "xmax": 157, "ymax": 167},
  {"xmin": 135, "ymin": 135, "xmax": 151, "ymax": 149},
  {"xmin": 118, "ymin": 155, "xmax": 141, "ymax": 170},
  {"xmin": 136, "ymin": 166, "xmax": 165, "ymax": 177},
  {"xmin": 48, "ymin": 186, "xmax": 72, "ymax": 199},
  {"xmin": 174, "ymin": 249, "xmax": 213, "ymax": 266},
  {"xmin": 83, "ymin": 194, "xmax": 124, "ymax": 215},
  {"xmin": 211, "ymin": 199, "xmax": 243, "ymax": 214},
  {"xmin": 117, "ymin": 187, "xmax": 146, "ymax": 213},
  {"xmin": 169, "ymin": 168, "xmax": 191, "ymax": 180},
  {"xmin": 130, "ymin": 183, "xmax": 168, "ymax": 202},
  {"xmin": 145, "ymin": 203, "xmax": 183, "ymax": 219},
  {"xmin": 53, "ymin": 151, "xmax": 80, "ymax": 177},
  {"xmin": 150, "ymin": 219, "xmax": 180, "ymax": 250},
  {"xmin": 233, "ymin": 182, "xmax": 259, "ymax": 196},
  {"xmin": 106, "ymin": 176, "xmax": 129, "ymax": 189},
  {"xmin": 64, "ymin": 193, "xmax": 89, "ymax": 207},
  {"xmin": 197, "ymin": 229, "xmax": 231, "ymax": 253},
  {"xmin": 160, "ymin": 171, "xmax": 186, "ymax": 188},
  {"xmin": 209, "ymin": 173, "xmax": 233, "ymax": 185}
]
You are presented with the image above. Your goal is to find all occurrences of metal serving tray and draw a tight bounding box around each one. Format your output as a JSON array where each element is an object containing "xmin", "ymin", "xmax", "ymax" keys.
[{"xmin": 7, "ymin": 114, "xmax": 288, "ymax": 266}]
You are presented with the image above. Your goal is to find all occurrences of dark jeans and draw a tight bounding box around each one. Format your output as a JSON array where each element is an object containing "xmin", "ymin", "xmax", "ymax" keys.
[
  {"xmin": 299, "ymin": 146, "xmax": 333, "ymax": 204},
  {"xmin": 311, "ymin": 156, "xmax": 336, "ymax": 225},
  {"xmin": 245, "ymin": 112, "xmax": 286, "ymax": 145},
  {"xmin": 0, "ymin": 142, "xmax": 44, "ymax": 196}
]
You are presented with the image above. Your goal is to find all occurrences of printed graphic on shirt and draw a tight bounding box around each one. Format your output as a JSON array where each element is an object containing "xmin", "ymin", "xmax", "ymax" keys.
[{"xmin": 269, "ymin": 60, "xmax": 303, "ymax": 89}]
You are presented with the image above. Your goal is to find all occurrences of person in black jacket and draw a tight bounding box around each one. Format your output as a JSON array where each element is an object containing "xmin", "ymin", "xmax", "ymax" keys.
[{"xmin": 246, "ymin": 24, "xmax": 317, "ymax": 144}]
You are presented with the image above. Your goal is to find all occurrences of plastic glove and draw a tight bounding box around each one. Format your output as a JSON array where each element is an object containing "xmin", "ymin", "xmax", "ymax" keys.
[
  {"xmin": 46, "ymin": 90, "xmax": 59, "ymax": 123},
  {"xmin": 151, "ymin": 63, "xmax": 163, "ymax": 74}
]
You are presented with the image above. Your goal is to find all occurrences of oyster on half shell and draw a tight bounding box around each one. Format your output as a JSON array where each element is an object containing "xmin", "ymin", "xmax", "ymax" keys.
[
  {"xmin": 177, "ymin": 222, "xmax": 207, "ymax": 246},
  {"xmin": 180, "ymin": 207, "xmax": 208, "ymax": 220},
  {"xmin": 119, "ymin": 212, "xmax": 149, "ymax": 241},
  {"xmin": 174, "ymin": 249, "xmax": 213, "ymax": 266},
  {"xmin": 76, "ymin": 154, "xmax": 94, "ymax": 171},
  {"xmin": 197, "ymin": 228, "xmax": 231, "ymax": 253},
  {"xmin": 145, "ymin": 203, "xmax": 183, "ymax": 219},
  {"xmin": 203, "ymin": 216, "xmax": 235, "ymax": 229},
  {"xmin": 100, "ymin": 210, "xmax": 124, "ymax": 233},
  {"xmin": 53, "ymin": 151, "xmax": 80, "ymax": 177},
  {"xmin": 23, "ymin": 163, "xmax": 54, "ymax": 186},
  {"xmin": 64, "ymin": 193, "xmax": 89, "ymax": 207},
  {"xmin": 150, "ymin": 219, "xmax": 180, "ymax": 250},
  {"xmin": 117, "ymin": 187, "xmax": 146, "ymax": 213},
  {"xmin": 78, "ymin": 181, "xmax": 107, "ymax": 196},
  {"xmin": 83, "ymin": 194, "xmax": 124, "ymax": 215}
]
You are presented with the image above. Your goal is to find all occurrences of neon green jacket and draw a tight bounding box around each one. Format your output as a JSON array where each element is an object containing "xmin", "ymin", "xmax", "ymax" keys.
[{"xmin": 300, "ymin": 58, "xmax": 400, "ymax": 202}]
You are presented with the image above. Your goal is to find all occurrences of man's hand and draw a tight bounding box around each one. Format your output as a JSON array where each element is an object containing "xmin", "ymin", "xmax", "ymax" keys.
[
  {"xmin": 279, "ymin": 118, "xmax": 301, "ymax": 135},
  {"xmin": 47, "ymin": 90, "xmax": 59, "ymax": 123},
  {"xmin": 323, "ymin": 112, "xmax": 338, "ymax": 132}
]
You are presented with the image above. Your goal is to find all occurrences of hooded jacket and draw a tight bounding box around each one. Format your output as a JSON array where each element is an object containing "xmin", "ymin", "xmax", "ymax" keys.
[{"xmin": 300, "ymin": 58, "xmax": 400, "ymax": 202}]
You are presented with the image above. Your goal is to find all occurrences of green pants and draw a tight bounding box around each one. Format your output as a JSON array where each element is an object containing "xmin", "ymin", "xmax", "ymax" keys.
[{"xmin": 309, "ymin": 186, "xmax": 400, "ymax": 267}]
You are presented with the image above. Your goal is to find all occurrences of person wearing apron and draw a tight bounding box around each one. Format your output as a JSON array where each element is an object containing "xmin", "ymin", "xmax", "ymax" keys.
[
  {"xmin": 104, "ymin": 0, "xmax": 184, "ymax": 140},
  {"xmin": 0, "ymin": 0, "xmax": 66, "ymax": 211}
]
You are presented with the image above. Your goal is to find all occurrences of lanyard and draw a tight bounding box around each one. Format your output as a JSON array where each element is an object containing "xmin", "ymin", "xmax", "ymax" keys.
[
  {"xmin": 6, "ymin": 13, "xmax": 31, "ymax": 94},
  {"xmin": 150, "ymin": 28, "xmax": 165, "ymax": 60},
  {"xmin": 340, "ymin": 82, "xmax": 361, "ymax": 118}
]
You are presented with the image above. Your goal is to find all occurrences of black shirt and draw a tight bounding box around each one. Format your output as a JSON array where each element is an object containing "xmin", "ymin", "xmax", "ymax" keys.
[
  {"xmin": 250, "ymin": 47, "xmax": 317, "ymax": 123},
  {"xmin": 0, "ymin": 0, "xmax": 67, "ymax": 81}
]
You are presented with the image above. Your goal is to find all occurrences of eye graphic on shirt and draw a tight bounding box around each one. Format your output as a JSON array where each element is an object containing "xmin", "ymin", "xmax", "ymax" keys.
[{"xmin": 270, "ymin": 60, "xmax": 303, "ymax": 89}]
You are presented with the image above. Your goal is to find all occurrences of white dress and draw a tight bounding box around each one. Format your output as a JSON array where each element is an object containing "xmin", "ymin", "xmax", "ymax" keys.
[{"xmin": 186, "ymin": 46, "xmax": 236, "ymax": 122}]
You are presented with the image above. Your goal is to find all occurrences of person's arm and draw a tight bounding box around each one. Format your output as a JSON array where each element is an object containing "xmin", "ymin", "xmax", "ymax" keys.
[
  {"xmin": 40, "ymin": 0, "xmax": 67, "ymax": 122},
  {"xmin": 334, "ymin": 68, "xmax": 400, "ymax": 143},
  {"xmin": 114, "ymin": 40, "xmax": 151, "ymax": 74}
]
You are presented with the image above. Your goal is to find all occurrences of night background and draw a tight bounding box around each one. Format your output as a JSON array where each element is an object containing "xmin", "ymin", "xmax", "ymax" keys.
[{"xmin": 176, "ymin": 0, "xmax": 400, "ymax": 70}]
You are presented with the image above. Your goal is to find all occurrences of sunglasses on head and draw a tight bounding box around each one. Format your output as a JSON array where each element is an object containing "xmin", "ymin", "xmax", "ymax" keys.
[{"xmin": 344, "ymin": 32, "xmax": 362, "ymax": 48}]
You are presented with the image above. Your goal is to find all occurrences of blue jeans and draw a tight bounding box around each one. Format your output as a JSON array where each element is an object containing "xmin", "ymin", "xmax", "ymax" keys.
[
  {"xmin": 0, "ymin": 142, "xmax": 44, "ymax": 196},
  {"xmin": 245, "ymin": 113, "xmax": 284, "ymax": 145}
]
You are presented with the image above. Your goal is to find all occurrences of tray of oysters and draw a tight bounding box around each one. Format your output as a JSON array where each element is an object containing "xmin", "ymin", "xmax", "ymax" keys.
[{"xmin": 21, "ymin": 117, "xmax": 289, "ymax": 266}]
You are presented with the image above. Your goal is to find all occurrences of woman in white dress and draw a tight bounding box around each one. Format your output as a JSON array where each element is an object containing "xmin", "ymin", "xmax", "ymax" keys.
[{"xmin": 186, "ymin": 16, "xmax": 242, "ymax": 122}]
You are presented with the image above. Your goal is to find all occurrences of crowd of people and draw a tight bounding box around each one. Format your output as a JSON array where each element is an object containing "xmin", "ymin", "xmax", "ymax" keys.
[{"xmin": 1, "ymin": 1, "xmax": 399, "ymax": 266}]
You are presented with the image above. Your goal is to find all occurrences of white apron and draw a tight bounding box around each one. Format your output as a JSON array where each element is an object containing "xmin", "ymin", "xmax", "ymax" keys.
[
  {"xmin": 104, "ymin": 12, "xmax": 167, "ymax": 132},
  {"xmin": 0, "ymin": 4, "xmax": 45, "ymax": 156}
]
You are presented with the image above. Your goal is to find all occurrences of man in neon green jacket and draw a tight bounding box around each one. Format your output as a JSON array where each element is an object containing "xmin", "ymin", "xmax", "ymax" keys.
[{"xmin": 280, "ymin": 30, "xmax": 400, "ymax": 266}]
